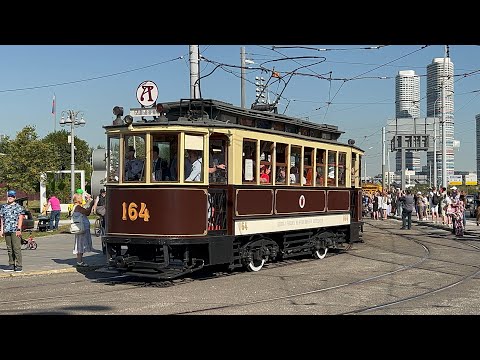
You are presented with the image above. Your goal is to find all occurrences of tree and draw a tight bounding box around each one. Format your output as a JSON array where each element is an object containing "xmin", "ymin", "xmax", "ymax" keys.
[
  {"xmin": 0, "ymin": 126, "xmax": 57, "ymax": 194},
  {"xmin": 42, "ymin": 130, "xmax": 93, "ymax": 201},
  {"xmin": 0, "ymin": 127, "xmax": 94, "ymax": 200}
]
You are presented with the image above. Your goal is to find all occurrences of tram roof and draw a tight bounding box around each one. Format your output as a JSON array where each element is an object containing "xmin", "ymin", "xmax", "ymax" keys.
[{"xmin": 106, "ymin": 98, "xmax": 363, "ymax": 151}]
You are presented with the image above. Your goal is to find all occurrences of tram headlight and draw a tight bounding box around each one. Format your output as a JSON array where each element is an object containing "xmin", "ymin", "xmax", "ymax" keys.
[{"xmin": 124, "ymin": 115, "xmax": 134, "ymax": 125}]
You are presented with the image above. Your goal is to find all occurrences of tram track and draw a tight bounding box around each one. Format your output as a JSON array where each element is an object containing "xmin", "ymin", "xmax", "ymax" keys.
[
  {"xmin": 1, "ymin": 219, "xmax": 479, "ymax": 314},
  {"xmin": 168, "ymin": 219, "xmax": 480, "ymax": 315}
]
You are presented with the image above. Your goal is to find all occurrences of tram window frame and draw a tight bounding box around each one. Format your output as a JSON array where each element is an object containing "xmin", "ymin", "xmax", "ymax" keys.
[
  {"xmin": 352, "ymin": 154, "xmax": 358, "ymax": 187},
  {"xmin": 338, "ymin": 152, "xmax": 347, "ymax": 187},
  {"xmin": 151, "ymin": 133, "xmax": 180, "ymax": 182},
  {"xmin": 123, "ymin": 135, "xmax": 146, "ymax": 183},
  {"xmin": 242, "ymin": 139, "xmax": 257, "ymax": 184},
  {"xmin": 260, "ymin": 140, "xmax": 273, "ymax": 185},
  {"xmin": 184, "ymin": 133, "xmax": 205, "ymax": 183},
  {"xmin": 275, "ymin": 142, "xmax": 288, "ymax": 185},
  {"xmin": 316, "ymin": 148, "xmax": 326, "ymax": 187},
  {"xmin": 304, "ymin": 147, "xmax": 314, "ymax": 186},
  {"xmin": 209, "ymin": 136, "xmax": 227, "ymax": 184},
  {"xmin": 108, "ymin": 136, "xmax": 120, "ymax": 183},
  {"xmin": 290, "ymin": 146, "xmax": 302, "ymax": 186},
  {"xmin": 327, "ymin": 150, "xmax": 337, "ymax": 187}
]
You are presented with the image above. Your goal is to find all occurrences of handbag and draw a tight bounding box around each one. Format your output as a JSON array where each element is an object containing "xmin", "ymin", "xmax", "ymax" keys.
[{"xmin": 70, "ymin": 211, "xmax": 85, "ymax": 234}]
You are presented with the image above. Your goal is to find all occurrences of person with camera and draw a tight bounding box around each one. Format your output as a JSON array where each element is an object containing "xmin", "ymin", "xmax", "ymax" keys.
[
  {"xmin": 0, "ymin": 190, "xmax": 24, "ymax": 272},
  {"xmin": 92, "ymin": 188, "xmax": 106, "ymax": 230}
]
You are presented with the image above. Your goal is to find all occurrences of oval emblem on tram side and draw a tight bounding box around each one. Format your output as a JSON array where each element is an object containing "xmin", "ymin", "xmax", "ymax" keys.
[{"xmin": 299, "ymin": 194, "xmax": 306, "ymax": 209}]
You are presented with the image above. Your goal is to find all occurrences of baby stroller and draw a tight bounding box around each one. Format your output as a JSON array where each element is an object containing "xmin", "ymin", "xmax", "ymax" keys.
[{"xmin": 20, "ymin": 232, "xmax": 38, "ymax": 250}]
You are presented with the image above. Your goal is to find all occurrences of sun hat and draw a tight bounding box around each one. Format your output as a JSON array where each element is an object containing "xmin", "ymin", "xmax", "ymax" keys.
[{"xmin": 7, "ymin": 190, "xmax": 16, "ymax": 197}]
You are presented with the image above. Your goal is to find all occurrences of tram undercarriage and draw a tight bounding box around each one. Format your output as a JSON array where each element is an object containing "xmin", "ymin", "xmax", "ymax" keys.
[{"xmin": 104, "ymin": 223, "xmax": 359, "ymax": 280}]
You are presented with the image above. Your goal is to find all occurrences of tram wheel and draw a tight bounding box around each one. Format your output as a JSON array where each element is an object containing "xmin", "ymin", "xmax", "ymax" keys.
[
  {"xmin": 313, "ymin": 247, "xmax": 328, "ymax": 259},
  {"xmin": 246, "ymin": 258, "xmax": 265, "ymax": 272}
]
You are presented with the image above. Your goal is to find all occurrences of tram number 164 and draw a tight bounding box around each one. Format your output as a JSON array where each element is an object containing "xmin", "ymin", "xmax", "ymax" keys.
[{"xmin": 122, "ymin": 202, "xmax": 150, "ymax": 222}]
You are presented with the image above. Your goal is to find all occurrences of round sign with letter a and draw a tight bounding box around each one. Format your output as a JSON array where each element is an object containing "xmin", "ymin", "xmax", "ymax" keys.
[{"xmin": 136, "ymin": 80, "xmax": 158, "ymax": 107}]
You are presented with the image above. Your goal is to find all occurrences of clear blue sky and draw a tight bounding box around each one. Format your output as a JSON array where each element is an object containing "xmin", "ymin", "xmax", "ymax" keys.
[{"xmin": 1, "ymin": 45, "xmax": 478, "ymax": 176}]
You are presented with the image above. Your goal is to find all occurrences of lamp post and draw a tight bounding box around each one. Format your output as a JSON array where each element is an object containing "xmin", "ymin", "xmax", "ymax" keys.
[{"xmin": 60, "ymin": 110, "xmax": 86, "ymax": 200}]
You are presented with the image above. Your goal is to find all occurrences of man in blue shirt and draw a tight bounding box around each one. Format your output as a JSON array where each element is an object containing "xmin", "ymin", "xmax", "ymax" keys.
[{"xmin": 0, "ymin": 190, "xmax": 24, "ymax": 272}]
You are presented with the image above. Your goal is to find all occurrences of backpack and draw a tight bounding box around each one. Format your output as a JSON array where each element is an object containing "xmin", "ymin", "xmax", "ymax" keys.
[{"xmin": 432, "ymin": 192, "xmax": 440, "ymax": 206}]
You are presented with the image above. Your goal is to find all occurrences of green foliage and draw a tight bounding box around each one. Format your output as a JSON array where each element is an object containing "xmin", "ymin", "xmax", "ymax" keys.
[{"xmin": 0, "ymin": 126, "xmax": 94, "ymax": 198}]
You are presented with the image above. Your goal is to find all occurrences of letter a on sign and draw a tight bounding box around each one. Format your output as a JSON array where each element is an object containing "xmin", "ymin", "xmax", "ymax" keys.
[{"xmin": 136, "ymin": 80, "xmax": 159, "ymax": 107}]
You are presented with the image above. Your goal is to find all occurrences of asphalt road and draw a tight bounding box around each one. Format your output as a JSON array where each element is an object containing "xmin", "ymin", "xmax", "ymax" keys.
[{"xmin": 0, "ymin": 216, "xmax": 479, "ymax": 315}]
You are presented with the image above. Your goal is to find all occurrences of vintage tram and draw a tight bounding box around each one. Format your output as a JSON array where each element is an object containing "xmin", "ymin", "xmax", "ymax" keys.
[{"xmin": 100, "ymin": 98, "xmax": 364, "ymax": 279}]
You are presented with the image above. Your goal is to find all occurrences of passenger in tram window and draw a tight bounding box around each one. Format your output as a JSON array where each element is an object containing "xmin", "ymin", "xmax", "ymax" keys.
[
  {"xmin": 125, "ymin": 146, "xmax": 144, "ymax": 181},
  {"xmin": 276, "ymin": 166, "xmax": 286, "ymax": 184},
  {"xmin": 185, "ymin": 150, "xmax": 203, "ymax": 182},
  {"xmin": 208, "ymin": 145, "xmax": 226, "ymax": 183},
  {"xmin": 151, "ymin": 145, "xmax": 162, "ymax": 181},
  {"xmin": 169, "ymin": 141, "xmax": 178, "ymax": 181},
  {"xmin": 305, "ymin": 169, "xmax": 312, "ymax": 185},
  {"xmin": 260, "ymin": 164, "xmax": 271, "ymax": 184},
  {"xmin": 290, "ymin": 166, "xmax": 299, "ymax": 184}
]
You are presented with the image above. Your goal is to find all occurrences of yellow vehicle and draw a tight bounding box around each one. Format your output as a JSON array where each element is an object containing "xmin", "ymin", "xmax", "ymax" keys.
[{"xmin": 362, "ymin": 183, "xmax": 382, "ymax": 197}]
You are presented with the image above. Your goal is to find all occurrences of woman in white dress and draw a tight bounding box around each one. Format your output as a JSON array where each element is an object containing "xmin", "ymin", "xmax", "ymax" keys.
[{"xmin": 72, "ymin": 193, "xmax": 94, "ymax": 267}]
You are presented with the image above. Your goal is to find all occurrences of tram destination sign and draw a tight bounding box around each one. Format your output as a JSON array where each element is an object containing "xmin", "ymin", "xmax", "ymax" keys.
[{"xmin": 130, "ymin": 108, "xmax": 161, "ymax": 117}]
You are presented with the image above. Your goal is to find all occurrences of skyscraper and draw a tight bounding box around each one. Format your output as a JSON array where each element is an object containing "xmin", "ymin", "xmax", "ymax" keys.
[
  {"xmin": 426, "ymin": 57, "xmax": 454, "ymax": 186},
  {"xmin": 395, "ymin": 70, "xmax": 421, "ymax": 172}
]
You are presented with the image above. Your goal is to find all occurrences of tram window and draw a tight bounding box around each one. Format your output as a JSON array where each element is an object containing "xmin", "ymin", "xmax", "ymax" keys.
[
  {"xmin": 338, "ymin": 152, "xmax": 347, "ymax": 187},
  {"xmin": 275, "ymin": 143, "xmax": 288, "ymax": 185},
  {"xmin": 285, "ymin": 124, "xmax": 297, "ymax": 134},
  {"xmin": 185, "ymin": 134, "xmax": 204, "ymax": 182},
  {"xmin": 260, "ymin": 141, "xmax": 273, "ymax": 185},
  {"xmin": 327, "ymin": 150, "xmax": 337, "ymax": 187},
  {"xmin": 304, "ymin": 147, "xmax": 314, "ymax": 186},
  {"xmin": 316, "ymin": 149, "xmax": 326, "ymax": 187},
  {"xmin": 352, "ymin": 155, "xmax": 357, "ymax": 187},
  {"xmin": 290, "ymin": 146, "xmax": 303, "ymax": 185},
  {"xmin": 272, "ymin": 122, "xmax": 284, "ymax": 132},
  {"xmin": 124, "ymin": 135, "xmax": 146, "ymax": 182},
  {"xmin": 242, "ymin": 140, "xmax": 257, "ymax": 184},
  {"xmin": 108, "ymin": 136, "xmax": 120, "ymax": 183},
  {"xmin": 300, "ymin": 127, "xmax": 309, "ymax": 136},
  {"xmin": 256, "ymin": 119, "xmax": 271, "ymax": 129},
  {"xmin": 209, "ymin": 137, "xmax": 227, "ymax": 184},
  {"xmin": 152, "ymin": 134, "xmax": 179, "ymax": 182}
]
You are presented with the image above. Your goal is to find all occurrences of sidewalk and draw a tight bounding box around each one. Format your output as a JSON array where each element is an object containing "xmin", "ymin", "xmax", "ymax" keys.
[{"xmin": 0, "ymin": 219, "xmax": 107, "ymax": 278}]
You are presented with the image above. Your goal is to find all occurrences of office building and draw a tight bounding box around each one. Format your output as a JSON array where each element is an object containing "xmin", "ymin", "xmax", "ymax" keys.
[
  {"xmin": 426, "ymin": 57, "xmax": 454, "ymax": 186},
  {"xmin": 395, "ymin": 70, "xmax": 421, "ymax": 172}
]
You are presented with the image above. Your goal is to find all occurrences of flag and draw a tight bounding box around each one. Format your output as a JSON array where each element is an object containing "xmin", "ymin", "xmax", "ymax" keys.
[{"xmin": 52, "ymin": 94, "xmax": 56, "ymax": 115}]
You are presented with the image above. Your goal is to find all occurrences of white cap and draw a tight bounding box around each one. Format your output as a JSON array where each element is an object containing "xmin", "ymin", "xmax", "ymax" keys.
[
  {"xmin": 417, "ymin": 191, "xmax": 421, "ymax": 194},
  {"xmin": 451, "ymin": 186, "xmax": 457, "ymax": 190}
]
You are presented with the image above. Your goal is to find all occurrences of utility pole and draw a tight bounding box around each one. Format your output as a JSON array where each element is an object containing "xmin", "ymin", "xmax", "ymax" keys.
[
  {"xmin": 241, "ymin": 47, "xmax": 246, "ymax": 108},
  {"xmin": 189, "ymin": 45, "xmax": 200, "ymax": 99},
  {"xmin": 382, "ymin": 126, "xmax": 386, "ymax": 191}
]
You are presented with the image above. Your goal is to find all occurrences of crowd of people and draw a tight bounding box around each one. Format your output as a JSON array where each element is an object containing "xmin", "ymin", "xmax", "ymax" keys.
[{"xmin": 363, "ymin": 186, "xmax": 478, "ymax": 237}]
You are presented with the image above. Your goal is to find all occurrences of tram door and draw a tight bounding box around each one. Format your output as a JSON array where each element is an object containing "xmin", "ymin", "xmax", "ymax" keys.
[{"xmin": 207, "ymin": 134, "xmax": 228, "ymax": 231}]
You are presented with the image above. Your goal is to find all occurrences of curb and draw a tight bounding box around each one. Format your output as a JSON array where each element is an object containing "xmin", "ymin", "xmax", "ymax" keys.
[{"xmin": 0, "ymin": 265, "xmax": 104, "ymax": 278}]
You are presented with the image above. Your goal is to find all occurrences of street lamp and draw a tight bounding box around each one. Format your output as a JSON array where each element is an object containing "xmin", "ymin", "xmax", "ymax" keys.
[{"xmin": 60, "ymin": 110, "xmax": 86, "ymax": 200}]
